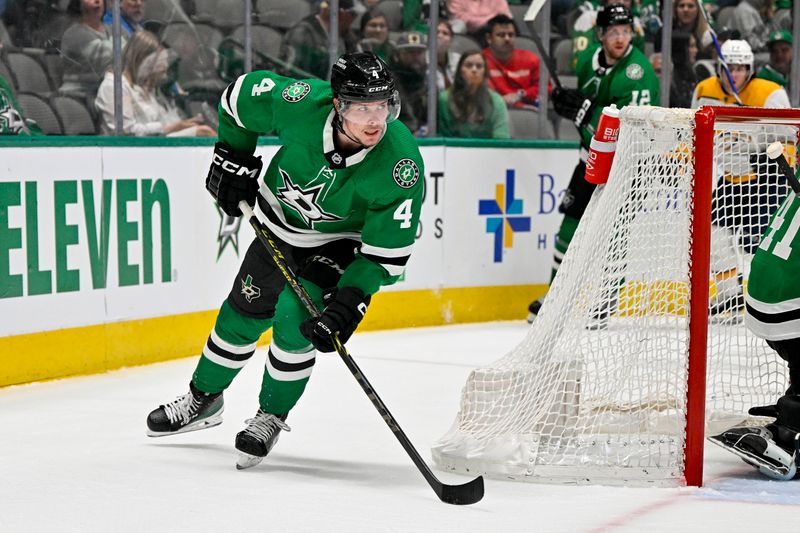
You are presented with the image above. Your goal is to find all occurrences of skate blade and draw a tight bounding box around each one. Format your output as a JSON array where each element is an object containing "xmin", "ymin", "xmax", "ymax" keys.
[
  {"xmin": 146, "ymin": 414, "xmax": 223, "ymax": 438},
  {"xmin": 236, "ymin": 452, "xmax": 264, "ymax": 470}
]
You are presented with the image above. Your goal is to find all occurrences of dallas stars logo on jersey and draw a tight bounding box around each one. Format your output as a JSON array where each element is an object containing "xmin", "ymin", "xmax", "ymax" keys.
[
  {"xmin": 282, "ymin": 82, "xmax": 311, "ymax": 102},
  {"xmin": 393, "ymin": 159, "xmax": 420, "ymax": 189},
  {"xmin": 276, "ymin": 168, "xmax": 343, "ymax": 227}
]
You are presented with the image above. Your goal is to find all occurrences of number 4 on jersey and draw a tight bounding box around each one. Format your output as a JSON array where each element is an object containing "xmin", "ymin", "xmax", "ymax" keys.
[
  {"xmin": 252, "ymin": 78, "xmax": 275, "ymax": 97},
  {"xmin": 393, "ymin": 199, "xmax": 413, "ymax": 229}
]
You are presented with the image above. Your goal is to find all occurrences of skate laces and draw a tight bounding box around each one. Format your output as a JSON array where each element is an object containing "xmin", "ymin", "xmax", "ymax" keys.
[
  {"xmin": 242, "ymin": 411, "xmax": 291, "ymax": 443},
  {"xmin": 162, "ymin": 392, "xmax": 202, "ymax": 425}
]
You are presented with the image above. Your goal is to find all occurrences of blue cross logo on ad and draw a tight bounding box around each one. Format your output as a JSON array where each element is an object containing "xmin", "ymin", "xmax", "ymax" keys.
[{"xmin": 478, "ymin": 169, "xmax": 531, "ymax": 263}]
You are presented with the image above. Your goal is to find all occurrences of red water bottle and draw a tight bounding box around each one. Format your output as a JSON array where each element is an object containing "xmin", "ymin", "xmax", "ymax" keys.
[{"xmin": 584, "ymin": 104, "xmax": 620, "ymax": 185}]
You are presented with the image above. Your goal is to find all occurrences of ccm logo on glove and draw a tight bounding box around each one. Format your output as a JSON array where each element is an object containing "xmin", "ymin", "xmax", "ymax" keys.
[
  {"xmin": 300, "ymin": 287, "xmax": 371, "ymax": 353},
  {"xmin": 205, "ymin": 142, "xmax": 263, "ymax": 217}
]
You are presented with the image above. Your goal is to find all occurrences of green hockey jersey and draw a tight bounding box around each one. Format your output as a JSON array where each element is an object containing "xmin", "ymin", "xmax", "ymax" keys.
[
  {"xmin": 574, "ymin": 44, "xmax": 660, "ymax": 148},
  {"xmin": 756, "ymin": 64, "xmax": 788, "ymax": 89},
  {"xmin": 746, "ymin": 194, "xmax": 800, "ymax": 340},
  {"xmin": 0, "ymin": 76, "xmax": 42, "ymax": 136},
  {"xmin": 218, "ymin": 71, "xmax": 425, "ymax": 296}
]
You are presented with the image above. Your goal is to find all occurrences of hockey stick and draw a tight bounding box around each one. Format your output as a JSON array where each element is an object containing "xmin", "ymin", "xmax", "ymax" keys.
[
  {"xmin": 238, "ymin": 200, "xmax": 485, "ymax": 505},
  {"xmin": 767, "ymin": 141, "xmax": 800, "ymax": 197},
  {"xmin": 523, "ymin": 0, "xmax": 563, "ymax": 89},
  {"xmin": 696, "ymin": 1, "xmax": 743, "ymax": 106}
]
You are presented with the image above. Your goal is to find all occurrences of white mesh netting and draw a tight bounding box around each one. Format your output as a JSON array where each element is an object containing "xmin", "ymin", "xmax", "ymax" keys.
[{"xmin": 432, "ymin": 107, "xmax": 795, "ymax": 485}]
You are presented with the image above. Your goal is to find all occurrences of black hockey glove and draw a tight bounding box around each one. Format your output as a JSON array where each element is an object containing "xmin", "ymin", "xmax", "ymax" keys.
[
  {"xmin": 551, "ymin": 87, "xmax": 594, "ymax": 128},
  {"xmin": 205, "ymin": 142, "xmax": 263, "ymax": 217},
  {"xmin": 300, "ymin": 287, "xmax": 371, "ymax": 353}
]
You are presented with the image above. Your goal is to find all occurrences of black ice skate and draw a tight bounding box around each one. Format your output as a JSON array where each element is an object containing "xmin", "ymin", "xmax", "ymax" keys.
[
  {"xmin": 235, "ymin": 410, "xmax": 290, "ymax": 470},
  {"xmin": 146, "ymin": 382, "xmax": 224, "ymax": 437},
  {"xmin": 708, "ymin": 425, "xmax": 798, "ymax": 480}
]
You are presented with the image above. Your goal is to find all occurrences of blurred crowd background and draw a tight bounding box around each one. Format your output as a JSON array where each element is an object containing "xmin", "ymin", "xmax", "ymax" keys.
[{"xmin": 0, "ymin": 0, "xmax": 795, "ymax": 138}]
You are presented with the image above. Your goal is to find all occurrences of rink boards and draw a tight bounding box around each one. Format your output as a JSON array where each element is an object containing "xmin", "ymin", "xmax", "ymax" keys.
[{"xmin": 0, "ymin": 137, "xmax": 576, "ymax": 386}]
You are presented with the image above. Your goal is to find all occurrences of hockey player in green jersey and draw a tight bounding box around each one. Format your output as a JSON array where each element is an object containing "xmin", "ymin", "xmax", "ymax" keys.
[
  {"xmin": 526, "ymin": 3, "xmax": 659, "ymax": 322},
  {"xmin": 146, "ymin": 52, "xmax": 424, "ymax": 469},
  {"xmin": 710, "ymin": 148, "xmax": 800, "ymax": 480}
]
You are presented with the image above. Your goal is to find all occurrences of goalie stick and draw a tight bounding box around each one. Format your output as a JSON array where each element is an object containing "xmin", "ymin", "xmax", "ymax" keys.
[
  {"xmin": 238, "ymin": 200, "xmax": 485, "ymax": 505},
  {"xmin": 767, "ymin": 141, "xmax": 800, "ymax": 197}
]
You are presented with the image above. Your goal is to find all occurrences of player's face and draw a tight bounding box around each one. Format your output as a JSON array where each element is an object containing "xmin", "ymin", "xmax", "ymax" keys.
[
  {"xmin": 487, "ymin": 24, "xmax": 516, "ymax": 57},
  {"xmin": 721, "ymin": 64, "xmax": 750, "ymax": 92},
  {"xmin": 340, "ymin": 100, "xmax": 390, "ymax": 147},
  {"xmin": 770, "ymin": 42, "xmax": 792, "ymax": 74},
  {"xmin": 601, "ymin": 24, "xmax": 633, "ymax": 62},
  {"xmin": 460, "ymin": 53, "xmax": 486, "ymax": 89}
]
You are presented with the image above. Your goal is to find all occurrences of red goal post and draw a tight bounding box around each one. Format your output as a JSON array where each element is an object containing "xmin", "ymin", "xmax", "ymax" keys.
[{"xmin": 686, "ymin": 106, "xmax": 800, "ymax": 485}]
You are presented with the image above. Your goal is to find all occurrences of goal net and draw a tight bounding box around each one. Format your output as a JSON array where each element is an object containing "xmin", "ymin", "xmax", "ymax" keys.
[{"xmin": 432, "ymin": 106, "xmax": 800, "ymax": 486}]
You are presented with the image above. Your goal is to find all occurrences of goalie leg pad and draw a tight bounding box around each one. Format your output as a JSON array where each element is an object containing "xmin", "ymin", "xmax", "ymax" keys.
[{"xmin": 709, "ymin": 426, "xmax": 798, "ymax": 481}]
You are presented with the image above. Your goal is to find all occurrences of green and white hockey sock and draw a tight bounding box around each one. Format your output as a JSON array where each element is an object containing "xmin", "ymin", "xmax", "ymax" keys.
[{"xmin": 192, "ymin": 300, "xmax": 272, "ymax": 394}]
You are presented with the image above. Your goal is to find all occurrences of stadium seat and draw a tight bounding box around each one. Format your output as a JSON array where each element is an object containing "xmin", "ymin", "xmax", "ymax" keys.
[
  {"xmin": 16, "ymin": 92, "xmax": 62, "ymax": 134},
  {"xmin": 508, "ymin": 107, "xmax": 552, "ymax": 139},
  {"xmin": 509, "ymin": 3, "xmax": 532, "ymax": 37},
  {"xmin": 197, "ymin": 0, "xmax": 249, "ymax": 30},
  {"xmin": 143, "ymin": 0, "xmax": 192, "ymax": 25},
  {"xmin": 449, "ymin": 34, "xmax": 482, "ymax": 55},
  {"xmin": 514, "ymin": 35, "xmax": 540, "ymax": 55},
  {"xmin": 51, "ymin": 95, "xmax": 97, "ymax": 135},
  {"xmin": 6, "ymin": 52, "xmax": 53, "ymax": 95},
  {"xmin": 554, "ymin": 116, "xmax": 581, "ymax": 141},
  {"xmin": 231, "ymin": 24, "xmax": 284, "ymax": 60},
  {"xmin": 375, "ymin": 0, "xmax": 403, "ymax": 31},
  {"xmin": 256, "ymin": 0, "xmax": 311, "ymax": 30},
  {"xmin": 163, "ymin": 22, "xmax": 224, "ymax": 52},
  {"xmin": 554, "ymin": 38, "xmax": 573, "ymax": 74}
]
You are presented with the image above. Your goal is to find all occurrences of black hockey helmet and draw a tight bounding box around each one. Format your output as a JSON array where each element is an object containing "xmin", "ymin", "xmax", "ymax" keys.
[
  {"xmin": 331, "ymin": 52, "xmax": 397, "ymax": 102},
  {"xmin": 331, "ymin": 52, "xmax": 401, "ymax": 124},
  {"xmin": 596, "ymin": 3, "xmax": 634, "ymax": 30}
]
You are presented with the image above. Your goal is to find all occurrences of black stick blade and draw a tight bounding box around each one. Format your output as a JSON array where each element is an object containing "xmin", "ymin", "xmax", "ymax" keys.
[{"xmin": 436, "ymin": 475, "xmax": 484, "ymax": 505}]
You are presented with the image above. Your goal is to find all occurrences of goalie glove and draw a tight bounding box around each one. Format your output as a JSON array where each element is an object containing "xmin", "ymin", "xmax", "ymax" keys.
[
  {"xmin": 205, "ymin": 142, "xmax": 263, "ymax": 217},
  {"xmin": 300, "ymin": 287, "xmax": 371, "ymax": 353},
  {"xmin": 551, "ymin": 87, "xmax": 594, "ymax": 128}
]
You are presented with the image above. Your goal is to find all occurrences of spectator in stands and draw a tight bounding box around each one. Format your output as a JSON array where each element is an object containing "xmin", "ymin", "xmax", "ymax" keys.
[
  {"xmin": 402, "ymin": 0, "xmax": 451, "ymax": 33},
  {"xmin": 281, "ymin": 0, "xmax": 358, "ymax": 79},
  {"xmin": 102, "ymin": 0, "xmax": 144, "ymax": 36},
  {"xmin": 756, "ymin": 30, "xmax": 791, "ymax": 90},
  {"xmin": 728, "ymin": 0, "xmax": 773, "ymax": 53},
  {"xmin": 356, "ymin": 9, "xmax": 392, "ymax": 61},
  {"xmin": 482, "ymin": 14, "xmax": 547, "ymax": 110},
  {"xmin": 59, "ymin": 0, "xmax": 113, "ymax": 100},
  {"xmin": 673, "ymin": 0, "xmax": 712, "ymax": 58},
  {"xmin": 95, "ymin": 30, "xmax": 215, "ymax": 136},
  {"xmin": 771, "ymin": 0, "xmax": 791, "ymax": 30},
  {"xmin": 669, "ymin": 30, "xmax": 699, "ymax": 107},
  {"xmin": 448, "ymin": 0, "xmax": 512, "ymax": 35},
  {"xmin": 389, "ymin": 31, "xmax": 429, "ymax": 135},
  {"xmin": 438, "ymin": 49, "xmax": 509, "ymax": 138},
  {"xmin": 0, "ymin": 73, "xmax": 43, "ymax": 135},
  {"xmin": 436, "ymin": 20, "xmax": 461, "ymax": 90}
]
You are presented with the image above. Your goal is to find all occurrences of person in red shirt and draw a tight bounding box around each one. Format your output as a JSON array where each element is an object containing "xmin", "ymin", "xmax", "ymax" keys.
[{"xmin": 482, "ymin": 14, "xmax": 549, "ymax": 110}]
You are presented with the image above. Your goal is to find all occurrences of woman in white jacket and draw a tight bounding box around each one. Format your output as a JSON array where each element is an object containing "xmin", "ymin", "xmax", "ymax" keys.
[{"xmin": 95, "ymin": 30, "xmax": 215, "ymax": 137}]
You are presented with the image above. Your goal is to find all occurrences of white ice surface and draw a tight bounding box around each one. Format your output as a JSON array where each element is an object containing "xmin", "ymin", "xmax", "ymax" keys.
[{"xmin": 1, "ymin": 322, "xmax": 799, "ymax": 533}]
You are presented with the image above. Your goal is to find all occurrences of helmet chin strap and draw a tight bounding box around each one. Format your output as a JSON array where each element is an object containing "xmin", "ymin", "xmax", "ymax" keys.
[{"xmin": 334, "ymin": 111, "xmax": 366, "ymax": 149}]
